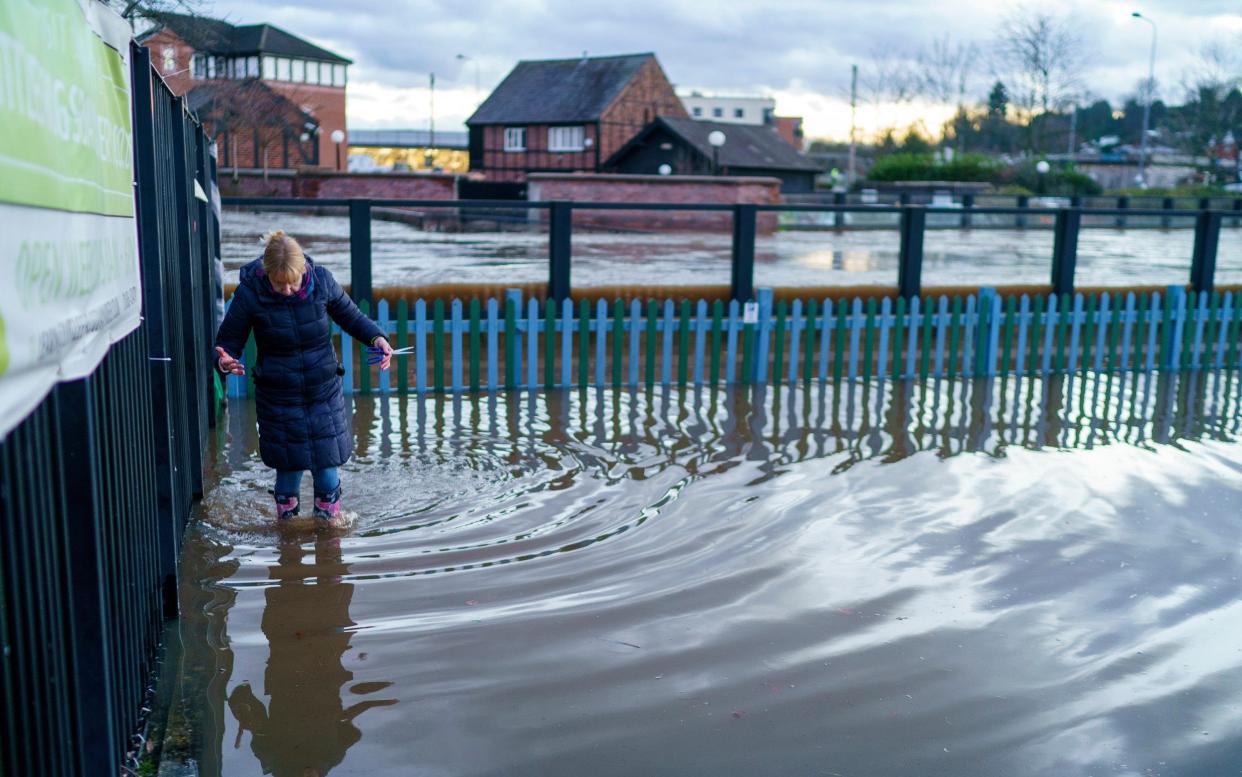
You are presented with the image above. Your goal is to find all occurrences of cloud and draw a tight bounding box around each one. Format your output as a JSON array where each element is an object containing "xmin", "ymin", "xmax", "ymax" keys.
[{"xmin": 199, "ymin": 0, "xmax": 1242, "ymax": 140}]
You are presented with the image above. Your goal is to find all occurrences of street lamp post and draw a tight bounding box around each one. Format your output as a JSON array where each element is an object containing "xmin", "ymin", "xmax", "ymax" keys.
[
  {"xmin": 1132, "ymin": 11, "xmax": 1157, "ymax": 188},
  {"xmin": 708, "ymin": 130, "xmax": 726, "ymax": 175},
  {"xmin": 330, "ymin": 129, "xmax": 345, "ymax": 171}
]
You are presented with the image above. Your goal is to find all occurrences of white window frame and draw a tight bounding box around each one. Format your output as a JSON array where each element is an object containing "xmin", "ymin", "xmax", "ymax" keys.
[
  {"xmin": 292, "ymin": 59, "xmax": 305, "ymax": 82},
  {"xmin": 503, "ymin": 127, "xmax": 526, "ymax": 151},
  {"xmin": 278, "ymin": 57, "xmax": 291, "ymax": 81},
  {"xmin": 262, "ymin": 56, "xmax": 276, "ymax": 80},
  {"xmin": 333, "ymin": 64, "xmax": 346, "ymax": 87},
  {"xmin": 191, "ymin": 53, "xmax": 206, "ymax": 79},
  {"xmin": 247, "ymin": 56, "xmax": 259, "ymax": 77},
  {"xmin": 548, "ymin": 125, "xmax": 585, "ymax": 152},
  {"xmin": 307, "ymin": 61, "xmax": 320, "ymax": 85}
]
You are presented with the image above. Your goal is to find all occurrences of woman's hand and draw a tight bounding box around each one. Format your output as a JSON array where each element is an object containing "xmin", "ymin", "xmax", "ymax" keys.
[
  {"xmin": 372, "ymin": 337, "xmax": 393, "ymax": 370},
  {"xmin": 215, "ymin": 346, "xmax": 245, "ymax": 376}
]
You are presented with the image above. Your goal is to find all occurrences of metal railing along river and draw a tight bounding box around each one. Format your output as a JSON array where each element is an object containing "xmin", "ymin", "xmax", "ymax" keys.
[
  {"xmin": 0, "ymin": 45, "xmax": 219, "ymax": 775},
  {"xmin": 220, "ymin": 197, "xmax": 1235, "ymax": 302}
]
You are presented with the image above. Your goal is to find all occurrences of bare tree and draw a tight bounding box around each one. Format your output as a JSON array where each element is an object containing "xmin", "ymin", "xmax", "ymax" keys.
[
  {"xmin": 994, "ymin": 6, "xmax": 1087, "ymax": 150},
  {"xmin": 914, "ymin": 34, "xmax": 980, "ymax": 149},
  {"xmin": 1167, "ymin": 39, "xmax": 1242, "ymax": 173}
]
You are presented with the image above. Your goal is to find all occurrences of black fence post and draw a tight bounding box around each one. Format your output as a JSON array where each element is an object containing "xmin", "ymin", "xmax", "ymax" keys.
[
  {"xmin": 1051, "ymin": 208, "xmax": 1081, "ymax": 296},
  {"xmin": 730, "ymin": 204, "xmax": 757, "ymax": 303},
  {"xmin": 898, "ymin": 206, "xmax": 925, "ymax": 298},
  {"xmin": 548, "ymin": 201, "xmax": 572, "ymax": 303},
  {"xmin": 349, "ymin": 199, "xmax": 373, "ymax": 304},
  {"xmin": 1015, "ymin": 194, "xmax": 1029, "ymax": 228},
  {"xmin": 129, "ymin": 44, "xmax": 179, "ymax": 567},
  {"xmin": 1115, "ymin": 195, "xmax": 1129, "ymax": 228},
  {"xmin": 1161, "ymin": 196, "xmax": 1175, "ymax": 229},
  {"xmin": 961, "ymin": 192, "xmax": 974, "ymax": 228},
  {"xmin": 833, "ymin": 190, "xmax": 845, "ymax": 229},
  {"xmin": 1232, "ymin": 197, "xmax": 1242, "ymax": 228},
  {"xmin": 1190, "ymin": 209, "xmax": 1222, "ymax": 293},
  {"xmin": 169, "ymin": 98, "xmax": 206, "ymax": 499}
]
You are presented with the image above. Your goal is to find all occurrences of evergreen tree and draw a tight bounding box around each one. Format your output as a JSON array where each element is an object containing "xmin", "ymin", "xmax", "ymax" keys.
[{"xmin": 987, "ymin": 81, "xmax": 1009, "ymax": 119}]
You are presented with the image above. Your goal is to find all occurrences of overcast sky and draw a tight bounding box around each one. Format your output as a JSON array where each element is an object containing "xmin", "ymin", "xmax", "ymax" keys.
[{"xmin": 200, "ymin": 0, "xmax": 1242, "ymax": 141}]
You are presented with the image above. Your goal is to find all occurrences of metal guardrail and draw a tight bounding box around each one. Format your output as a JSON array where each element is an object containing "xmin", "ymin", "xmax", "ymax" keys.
[
  {"xmin": 220, "ymin": 197, "xmax": 1236, "ymax": 305},
  {"xmin": 225, "ymin": 287, "xmax": 1242, "ymax": 399},
  {"xmin": 0, "ymin": 44, "xmax": 218, "ymax": 775}
]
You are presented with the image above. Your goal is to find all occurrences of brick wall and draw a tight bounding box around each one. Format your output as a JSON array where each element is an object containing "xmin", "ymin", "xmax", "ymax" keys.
[
  {"xmin": 142, "ymin": 29, "xmax": 195, "ymax": 95},
  {"xmin": 218, "ymin": 170, "xmax": 459, "ymax": 199},
  {"xmin": 527, "ymin": 173, "xmax": 782, "ymax": 233},
  {"xmin": 598, "ymin": 58, "xmax": 688, "ymax": 163},
  {"xmin": 266, "ymin": 81, "xmax": 348, "ymax": 168}
]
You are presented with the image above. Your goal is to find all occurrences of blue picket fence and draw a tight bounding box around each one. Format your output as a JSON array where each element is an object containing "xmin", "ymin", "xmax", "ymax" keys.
[{"xmin": 226, "ymin": 287, "xmax": 1242, "ymax": 397}]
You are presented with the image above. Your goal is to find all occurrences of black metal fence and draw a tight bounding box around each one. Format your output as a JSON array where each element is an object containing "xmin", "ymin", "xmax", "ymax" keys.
[
  {"xmin": 222, "ymin": 197, "xmax": 1238, "ymax": 306},
  {"xmin": 0, "ymin": 45, "xmax": 218, "ymax": 775}
]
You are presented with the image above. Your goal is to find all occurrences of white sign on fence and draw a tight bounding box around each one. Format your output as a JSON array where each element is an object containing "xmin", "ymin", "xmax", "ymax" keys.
[{"xmin": 0, "ymin": 0, "xmax": 139, "ymax": 439}]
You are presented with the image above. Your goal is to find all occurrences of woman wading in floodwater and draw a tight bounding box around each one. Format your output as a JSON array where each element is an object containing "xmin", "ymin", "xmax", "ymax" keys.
[{"xmin": 214, "ymin": 230, "xmax": 392, "ymax": 521}]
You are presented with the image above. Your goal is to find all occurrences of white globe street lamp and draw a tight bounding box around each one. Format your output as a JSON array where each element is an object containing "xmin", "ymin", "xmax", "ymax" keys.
[
  {"xmin": 330, "ymin": 129, "xmax": 346, "ymax": 171},
  {"xmin": 707, "ymin": 130, "xmax": 726, "ymax": 174}
]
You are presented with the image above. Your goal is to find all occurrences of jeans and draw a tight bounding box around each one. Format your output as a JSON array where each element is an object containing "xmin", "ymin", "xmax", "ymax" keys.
[{"xmin": 274, "ymin": 467, "xmax": 340, "ymax": 499}]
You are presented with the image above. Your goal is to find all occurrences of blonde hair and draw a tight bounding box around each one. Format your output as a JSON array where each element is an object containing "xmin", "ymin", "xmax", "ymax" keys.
[{"xmin": 260, "ymin": 230, "xmax": 306, "ymax": 285}]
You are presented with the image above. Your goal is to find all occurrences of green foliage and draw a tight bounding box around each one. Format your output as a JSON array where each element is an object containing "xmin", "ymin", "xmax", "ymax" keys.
[
  {"xmin": 1003, "ymin": 161, "xmax": 1103, "ymax": 196},
  {"xmin": 1107, "ymin": 184, "xmax": 1232, "ymax": 197},
  {"xmin": 867, "ymin": 152, "xmax": 1001, "ymax": 183}
]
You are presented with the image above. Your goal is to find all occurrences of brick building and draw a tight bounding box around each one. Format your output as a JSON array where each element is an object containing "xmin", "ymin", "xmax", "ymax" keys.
[
  {"xmin": 138, "ymin": 13, "xmax": 351, "ymax": 171},
  {"xmin": 466, "ymin": 53, "xmax": 687, "ymax": 184}
]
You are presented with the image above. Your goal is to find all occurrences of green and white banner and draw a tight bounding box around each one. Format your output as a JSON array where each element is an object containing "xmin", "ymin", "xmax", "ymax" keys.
[{"xmin": 0, "ymin": 0, "xmax": 139, "ymax": 439}]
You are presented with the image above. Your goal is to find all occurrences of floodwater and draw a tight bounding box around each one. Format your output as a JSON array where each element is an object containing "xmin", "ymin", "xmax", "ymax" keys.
[
  {"xmin": 221, "ymin": 209, "xmax": 1242, "ymax": 290},
  {"xmin": 159, "ymin": 370, "xmax": 1242, "ymax": 776}
]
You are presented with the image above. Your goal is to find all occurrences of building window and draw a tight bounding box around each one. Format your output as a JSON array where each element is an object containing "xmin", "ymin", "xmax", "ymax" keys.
[
  {"xmin": 191, "ymin": 53, "xmax": 206, "ymax": 79},
  {"xmin": 262, "ymin": 56, "xmax": 276, "ymax": 80},
  {"xmin": 247, "ymin": 56, "xmax": 259, "ymax": 77},
  {"xmin": 161, "ymin": 46, "xmax": 176, "ymax": 74},
  {"xmin": 712, "ymin": 107, "xmax": 723, "ymax": 118},
  {"xmin": 503, "ymin": 127, "xmax": 527, "ymax": 151},
  {"xmin": 204, "ymin": 56, "xmax": 218, "ymax": 79},
  {"xmin": 308, "ymin": 61, "xmax": 320, "ymax": 85},
  {"xmin": 336, "ymin": 64, "xmax": 347, "ymax": 86},
  {"xmin": 734, "ymin": 108, "xmax": 744, "ymax": 118},
  {"xmin": 548, "ymin": 125, "xmax": 585, "ymax": 151},
  {"xmin": 278, "ymin": 57, "xmax": 291, "ymax": 81},
  {"xmin": 692, "ymin": 106, "xmax": 702, "ymax": 117},
  {"xmin": 293, "ymin": 59, "xmax": 306, "ymax": 82}
]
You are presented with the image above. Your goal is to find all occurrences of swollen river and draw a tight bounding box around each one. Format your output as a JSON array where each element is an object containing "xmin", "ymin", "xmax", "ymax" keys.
[{"xmin": 163, "ymin": 371, "xmax": 1242, "ymax": 776}]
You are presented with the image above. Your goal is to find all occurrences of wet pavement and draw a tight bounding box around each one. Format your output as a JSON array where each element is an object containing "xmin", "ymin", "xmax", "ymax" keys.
[{"xmin": 162, "ymin": 371, "xmax": 1242, "ymax": 776}]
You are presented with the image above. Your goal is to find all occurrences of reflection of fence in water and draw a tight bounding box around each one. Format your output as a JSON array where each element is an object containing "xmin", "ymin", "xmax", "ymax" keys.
[
  {"xmin": 330, "ymin": 368, "xmax": 1240, "ymax": 474},
  {"xmin": 228, "ymin": 288, "xmax": 1242, "ymax": 398}
]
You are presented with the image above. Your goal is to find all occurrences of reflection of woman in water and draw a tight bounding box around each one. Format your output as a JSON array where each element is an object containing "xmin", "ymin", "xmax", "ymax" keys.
[{"xmin": 228, "ymin": 539, "xmax": 395, "ymax": 777}]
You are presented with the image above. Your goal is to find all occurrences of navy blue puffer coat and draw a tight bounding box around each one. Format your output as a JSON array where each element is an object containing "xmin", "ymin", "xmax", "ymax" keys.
[{"xmin": 214, "ymin": 257, "xmax": 382, "ymax": 471}]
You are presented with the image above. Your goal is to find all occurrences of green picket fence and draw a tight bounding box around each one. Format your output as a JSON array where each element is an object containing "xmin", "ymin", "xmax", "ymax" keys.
[{"xmin": 228, "ymin": 287, "xmax": 1242, "ymax": 397}]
